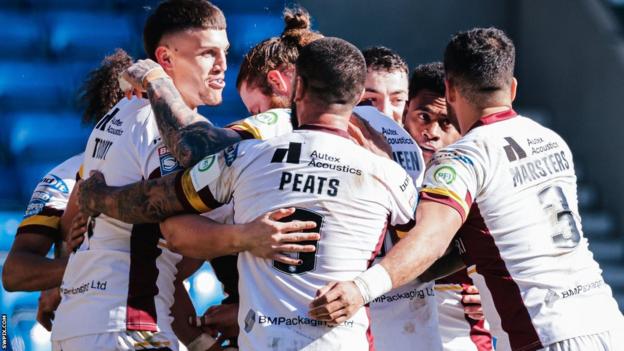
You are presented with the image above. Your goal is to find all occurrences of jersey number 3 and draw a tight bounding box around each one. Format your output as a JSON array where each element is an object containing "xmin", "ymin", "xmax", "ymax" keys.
[{"xmin": 273, "ymin": 208, "xmax": 323, "ymax": 275}]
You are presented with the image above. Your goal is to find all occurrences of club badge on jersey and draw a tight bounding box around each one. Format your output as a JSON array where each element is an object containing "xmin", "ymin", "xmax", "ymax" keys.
[{"xmin": 158, "ymin": 146, "xmax": 182, "ymax": 175}]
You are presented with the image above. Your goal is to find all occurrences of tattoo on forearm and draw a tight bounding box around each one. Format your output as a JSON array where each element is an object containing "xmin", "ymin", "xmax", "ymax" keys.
[
  {"xmin": 147, "ymin": 78, "xmax": 242, "ymax": 167},
  {"xmin": 95, "ymin": 172, "xmax": 185, "ymax": 224}
]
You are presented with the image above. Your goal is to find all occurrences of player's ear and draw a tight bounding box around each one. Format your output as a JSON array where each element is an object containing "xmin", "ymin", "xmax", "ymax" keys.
[
  {"xmin": 267, "ymin": 70, "xmax": 289, "ymax": 96},
  {"xmin": 155, "ymin": 46, "xmax": 174, "ymax": 72},
  {"xmin": 294, "ymin": 76, "xmax": 305, "ymax": 101},
  {"xmin": 510, "ymin": 77, "xmax": 518, "ymax": 102},
  {"xmin": 444, "ymin": 78, "xmax": 456, "ymax": 103}
]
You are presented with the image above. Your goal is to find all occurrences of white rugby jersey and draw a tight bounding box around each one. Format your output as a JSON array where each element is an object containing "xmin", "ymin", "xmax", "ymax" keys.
[
  {"xmin": 52, "ymin": 97, "xmax": 183, "ymax": 347},
  {"xmin": 354, "ymin": 106, "xmax": 441, "ymax": 351},
  {"xmin": 176, "ymin": 126, "xmax": 418, "ymax": 351},
  {"xmin": 421, "ymin": 110, "xmax": 624, "ymax": 351},
  {"xmin": 17, "ymin": 153, "xmax": 82, "ymax": 241}
]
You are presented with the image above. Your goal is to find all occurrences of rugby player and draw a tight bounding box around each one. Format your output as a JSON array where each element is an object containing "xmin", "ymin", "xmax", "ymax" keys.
[
  {"xmin": 118, "ymin": 8, "xmax": 450, "ymax": 350},
  {"xmin": 310, "ymin": 27, "xmax": 624, "ymax": 351},
  {"xmin": 405, "ymin": 62, "xmax": 492, "ymax": 351},
  {"xmin": 78, "ymin": 36, "xmax": 420, "ymax": 351},
  {"xmin": 51, "ymin": 2, "xmax": 318, "ymax": 351},
  {"xmin": 1, "ymin": 49, "xmax": 133, "ymax": 331},
  {"xmin": 360, "ymin": 46, "xmax": 409, "ymax": 125}
]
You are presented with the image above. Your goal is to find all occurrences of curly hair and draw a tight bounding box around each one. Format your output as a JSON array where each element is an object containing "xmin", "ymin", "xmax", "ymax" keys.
[
  {"xmin": 236, "ymin": 6, "xmax": 323, "ymax": 94},
  {"xmin": 444, "ymin": 27, "xmax": 515, "ymax": 105},
  {"xmin": 408, "ymin": 62, "xmax": 445, "ymax": 101},
  {"xmin": 78, "ymin": 48, "xmax": 133, "ymax": 125},
  {"xmin": 362, "ymin": 46, "xmax": 408, "ymax": 75},
  {"xmin": 143, "ymin": 0, "xmax": 226, "ymax": 60}
]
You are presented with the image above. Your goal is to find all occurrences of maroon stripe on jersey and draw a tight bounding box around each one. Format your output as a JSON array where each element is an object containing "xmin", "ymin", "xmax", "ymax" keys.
[
  {"xmin": 228, "ymin": 127, "xmax": 255, "ymax": 140},
  {"xmin": 38, "ymin": 207, "xmax": 64, "ymax": 217},
  {"xmin": 173, "ymin": 171, "xmax": 199, "ymax": 214},
  {"xmin": 467, "ymin": 109, "xmax": 517, "ymax": 133},
  {"xmin": 126, "ymin": 167, "xmax": 163, "ymax": 331},
  {"xmin": 464, "ymin": 316, "xmax": 493, "ymax": 351},
  {"xmin": 419, "ymin": 192, "xmax": 467, "ymax": 222},
  {"xmin": 126, "ymin": 223, "xmax": 161, "ymax": 331},
  {"xmin": 366, "ymin": 306, "xmax": 375, "ymax": 351},
  {"xmin": 16, "ymin": 225, "xmax": 61, "ymax": 241},
  {"xmin": 459, "ymin": 204, "xmax": 542, "ymax": 350},
  {"xmin": 196, "ymin": 184, "xmax": 223, "ymax": 210},
  {"xmin": 460, "ymin": 284, "xmax": 494, "ymax": 351}
]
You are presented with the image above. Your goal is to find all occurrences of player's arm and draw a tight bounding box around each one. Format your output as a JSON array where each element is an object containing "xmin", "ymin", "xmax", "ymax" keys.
[
  {"xmin": 2, "ymin": 233, "xmax": 68, "ymax": 291},
  {"xmin": 417, "ymin": 241, "xmax": 465, "ymax": 282},
  {"xmin": 77, "ymin": 169, "xmax": 185, "ymax": 224},
  {"xmin": 122, "ymin": 59, "xmax": 242, "ymax": 167},
  {"xmin": 309, "ymin": 200, "xmax": 461, "ymax": 322},
  {"xmin": 159, "ymin": 209, "xmax": 318, "ymax": 263}
]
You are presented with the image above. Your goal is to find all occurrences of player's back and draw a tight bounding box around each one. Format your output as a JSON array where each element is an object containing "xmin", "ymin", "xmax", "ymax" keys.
[
  {"xmin": 52, "ymin": 97, "xmax": 182, "ymax": 344},
  {"xmin": 423, "ymin": 112, "xmax": 624, "ymax": 350},
  {"xmin": 186, "ymin": 126, "xmax": 416, "ymax": 350}
]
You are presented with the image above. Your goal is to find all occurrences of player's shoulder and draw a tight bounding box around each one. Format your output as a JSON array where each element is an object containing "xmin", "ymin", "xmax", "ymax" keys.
[
  {"xmin": 228, "ymin": 108, "xmax": 293, "ymax": 140},
  {"xmin": 49, "ymin": 153, "xmax": 83, "ymax": 180}
]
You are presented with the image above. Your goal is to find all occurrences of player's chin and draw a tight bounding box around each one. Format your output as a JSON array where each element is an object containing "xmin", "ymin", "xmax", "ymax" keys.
[{"xmin": 201, "ymin": 91, "xmax": 224, "ymax": 106}]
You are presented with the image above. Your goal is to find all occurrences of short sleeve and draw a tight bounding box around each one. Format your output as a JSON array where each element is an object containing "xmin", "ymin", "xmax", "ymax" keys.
[
  {"xmin": 17, "ymin": 171, "xmax": 75, "ymax": 240},
  {"xmin": 384, "ymin": 162, "xmax": 419, "ymax": 227},
  {"xmin": 227, "ymin": 109, "xmax": 292, "ymax": 141},
  {"xmin": 174, "ymin": 143, "xmax": 244, "ymax": 213},
  {"xmin": 420, "ymin": 143, "xmax": 484, "ymax": 222}
]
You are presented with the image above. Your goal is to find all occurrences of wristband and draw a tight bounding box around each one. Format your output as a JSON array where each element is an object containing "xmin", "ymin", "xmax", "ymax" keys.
[
  {"xmin": 142, "ymin": 67, "xmax": 170, "ymax": 88},
  {"xmin": 187, "ymin": 333, "xmax": 217, "ymax": 351},
  {"xmin": 353, "ymin": 264, "xmax": 393, "ymax": 305}
]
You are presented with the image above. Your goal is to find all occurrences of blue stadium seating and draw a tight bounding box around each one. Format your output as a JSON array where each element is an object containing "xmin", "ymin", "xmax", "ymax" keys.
[
  {"xmin": 0, "ymin": 12, "xmax": 47, "ymax": 59},
  {"xmin": 0, "ymin": 61, "xmax": 97, "ymax": 110},
  {"xmin": 227, "ymin": 13, "xmax": 284, "ymax": 57},
  {"xmin": 0, "ymin": 211, "xmax": 21, "ymax": 251},
  {"xmin": 187, "ymin": 262, "xmax": 225, "ymax": 315},
  {"xmin": 0, "ymin": 166, "xmax": 20, "ymax": 207},
  {"xmin": 47, "ymin": 12, "xmax": 134, "ymax": 60}
]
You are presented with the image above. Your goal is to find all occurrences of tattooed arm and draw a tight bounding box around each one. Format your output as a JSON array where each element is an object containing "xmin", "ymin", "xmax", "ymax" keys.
[
  {"xmin": 122, "ymin": 59, "xmax": 242, "ymax": 167},
  {"xmin": 77, "ymin": 170, "xmax": 185, "ymax": 224}
]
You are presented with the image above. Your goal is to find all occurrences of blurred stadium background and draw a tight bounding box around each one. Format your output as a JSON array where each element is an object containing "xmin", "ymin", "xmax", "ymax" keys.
[{"xmin": 0, "ymin": 0, "xmax": 623, "ymax": 350}]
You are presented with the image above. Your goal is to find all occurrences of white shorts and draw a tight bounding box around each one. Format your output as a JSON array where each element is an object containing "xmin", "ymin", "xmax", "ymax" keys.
[
  {"xmin": 539, "ymin": 329, "xmax": 624, "ymax": 351},
  {"xmin": 52, "ymin": 331, "xmax": 179, "ymax": 351}
]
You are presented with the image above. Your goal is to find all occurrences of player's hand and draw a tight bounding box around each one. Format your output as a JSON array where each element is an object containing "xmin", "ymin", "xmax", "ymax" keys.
[
  {"xmin": 190, "ymin": 303, "xmax": 240, "ymax": 339},
  {"xmin": 348, "ymin": 114, "xmax": 392, "ymax": 159},
  {"xmin": 308, "ymin": 281, "xmax": 364, "ymax": 324},
  {"xmin": 120, "ymin": 59, "xmax": 167, "ymax": 99},
  {"xmin": 37, "ymin": 287, "xmax": 61, "ymax": 331},
  {"xmin": 77, "ymin": 171, "xmax": 107, "ymax": 217},
  {"xmin": 243, "ymin": 208, "xmax": 319, "ymax": 265},
  {"xmin": 462, "ymin": 285, "xmax": 484, "ymax": 320},
  {"xmin": 66, "ymin": 211, "xmax": 88, "ymax": 252}
]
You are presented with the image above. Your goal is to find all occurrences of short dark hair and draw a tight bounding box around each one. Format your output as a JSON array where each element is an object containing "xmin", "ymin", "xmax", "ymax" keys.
[
  {"xmin": 444, "ymin": 27, "xmax": 515, "ymax": 104},
  {"xmin": 408, "ymin": 62, "xmax": 445, "ymax": 101},
  {"xmin": 362, "ymin": 46, "xmax": 408, "ymax": 75},
  {"xmin": 296, "ymin": 37, "xmax": 366, "ymax": 106},
  {"xmin": 79, "ymin": 48, "xmax": 133, "ymax": 125},
  {"xmin": 143, "ymin": 0, "xmax": 226, "ymax": 60},
  {"xmin": 236, "ymin": 7, "xmax": 322, "ymax": 94}
]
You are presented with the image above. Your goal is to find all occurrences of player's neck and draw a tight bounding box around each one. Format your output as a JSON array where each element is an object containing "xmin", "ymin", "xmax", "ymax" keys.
[
  {"xmin": 458, "ymin": 105, "xmax": 513, "ymax": 135},
  {"xmin": 297, "ymin": 104, "xmax": 350, "ymax": 131}
]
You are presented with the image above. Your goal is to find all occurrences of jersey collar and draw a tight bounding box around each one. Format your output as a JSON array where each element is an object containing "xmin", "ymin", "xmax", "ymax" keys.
[
  {"xmin": 467, "ymin": 109, "xmax": 517, "ymax": 133},
  {"xmin": 298, "ymin": 124, "xmax": 350, "ymax": 139}
]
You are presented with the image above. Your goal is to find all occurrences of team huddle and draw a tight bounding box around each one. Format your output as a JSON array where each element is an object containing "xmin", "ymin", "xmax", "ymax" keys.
[{"xmin": 3, "ymin": 1, "xmax": 624, "ymax": 351}]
